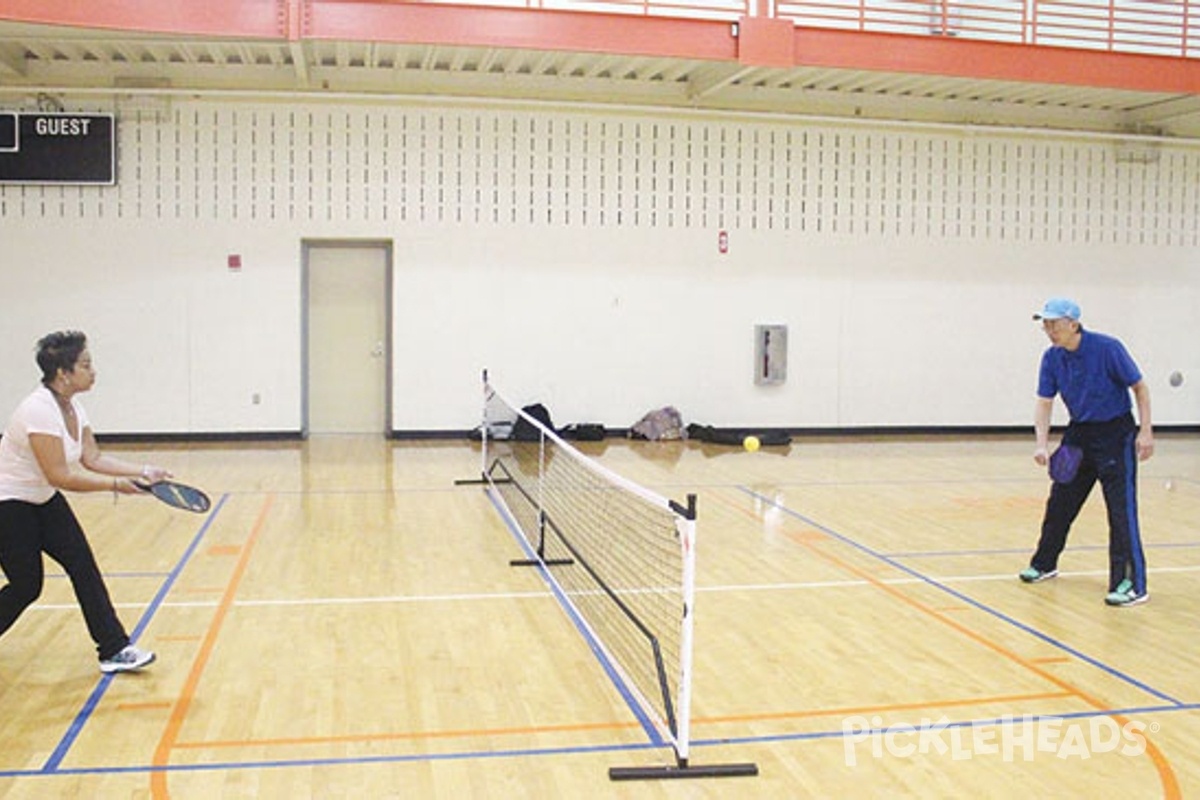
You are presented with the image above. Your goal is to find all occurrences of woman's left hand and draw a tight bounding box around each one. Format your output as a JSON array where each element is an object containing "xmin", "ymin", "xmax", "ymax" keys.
[{"xmin": 140, "ymin": 464, "xmax": 174, "ymax": 483}]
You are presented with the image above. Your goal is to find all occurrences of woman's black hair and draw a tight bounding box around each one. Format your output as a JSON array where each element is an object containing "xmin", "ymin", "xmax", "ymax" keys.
[{"xmin": 36, "ymin": 330, "xmax": 88, "ymax": 386}]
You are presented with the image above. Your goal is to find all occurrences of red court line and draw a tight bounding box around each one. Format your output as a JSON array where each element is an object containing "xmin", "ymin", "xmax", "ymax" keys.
[
  {"xmin": 150, "ymin": 494, "xmax": 275, "ymax": 800},
  {"xmin": 721, "ymin": 491, "xmax": 1181, "ymax": 797}
]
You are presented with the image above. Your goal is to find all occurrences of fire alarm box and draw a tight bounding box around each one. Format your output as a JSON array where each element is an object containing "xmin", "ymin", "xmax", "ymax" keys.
[{"xmin": 754, "ymin": 324, "xmax": 787, "ymax": 385}]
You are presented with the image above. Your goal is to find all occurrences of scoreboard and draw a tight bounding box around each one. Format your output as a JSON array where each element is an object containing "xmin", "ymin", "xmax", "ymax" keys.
[{"xmin": 0, "ymin": 112, "xmax": 116, "ymax": 185}]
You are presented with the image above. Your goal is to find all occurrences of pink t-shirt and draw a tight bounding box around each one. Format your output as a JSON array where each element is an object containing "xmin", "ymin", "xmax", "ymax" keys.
[{"xmin": 0, "ymin": 385, "xmax": 90, "ymax": 504}]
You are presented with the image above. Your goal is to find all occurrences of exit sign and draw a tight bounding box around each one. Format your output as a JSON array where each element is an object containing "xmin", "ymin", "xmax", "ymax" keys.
[{"xmin": 0, "ymin": 112, "xmax": 115, "ymax": 185}]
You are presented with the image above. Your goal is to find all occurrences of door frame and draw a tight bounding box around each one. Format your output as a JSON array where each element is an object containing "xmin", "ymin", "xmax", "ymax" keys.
[{"xmin": 301, "ymin": 238, "xmax": 394, "ymax": 437}]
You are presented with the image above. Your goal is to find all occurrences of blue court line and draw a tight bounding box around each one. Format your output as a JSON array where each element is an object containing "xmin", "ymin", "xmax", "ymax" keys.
[
  {"xmin": 740, "ymin": 487, "xmax": 1185, "ymax": 707},
  {"xmin": 40, "ymin": 494, "xmax": 228, "ymax": 773},
  {"xmin": 485, "ymin": 488, "xmax": 663, "ymax": 748},
  {"xmin": 716, "ymin": 701, "xmax": 1200, "ymax": 747},
  {"xmin": 2, "ymin": 738, "xmax": 664, "ymax": 780},
  {"xmin": 1, "ymin": 701, "xmax": 1195, "ymax": 781}
]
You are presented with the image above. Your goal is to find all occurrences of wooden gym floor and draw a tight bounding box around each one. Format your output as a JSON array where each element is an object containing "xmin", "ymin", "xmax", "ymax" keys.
[{"xmin": 0, "ymin": 433, "xmax": 1197, "ymax": 798}]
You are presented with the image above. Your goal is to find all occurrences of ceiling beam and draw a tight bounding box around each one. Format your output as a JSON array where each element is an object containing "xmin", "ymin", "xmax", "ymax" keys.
[
  {"xmin": 790, "ymin": 27, "xmax": 1200, "ymax": 96},
  {"xmin": 308, "ymin": 3, "xmax": 736, "ymax": 62},
  {"xmin": 1124, "ymin": 94, "xmax": 1200, "ymax": 126},
  {"xmin": 289, "ymin": 40, "xmax": 310, "ymax": 87},
  {"xmin": 0, "ymin": 0, "xmax": 284, "ymax": 37},
  {"xmin": 0, "ymin": 45, "xmax": 27, "ymax": 76},
  {"xmin": 688, "ymin": 64, "xmax": 759, "ymax": 101},
  {"xmin": 3, "ymin": 2, "xmax": 1200, "ymax": 97}
]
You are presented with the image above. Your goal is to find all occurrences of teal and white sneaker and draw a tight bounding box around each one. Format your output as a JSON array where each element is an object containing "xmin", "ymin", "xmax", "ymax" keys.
[
  {"xmin": 1104, "ymin": 579, "xmax": 1149, "ymax": 607},
  {"xmin": 1018, "ymin": 567, "xmax": 1058, "ymax": 583}
]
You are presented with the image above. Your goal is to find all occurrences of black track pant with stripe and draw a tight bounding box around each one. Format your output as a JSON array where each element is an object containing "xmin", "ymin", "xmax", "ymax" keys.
[{"xmin": 1030, "ymin": 413, "xmax": 1148, "ymax": 595}]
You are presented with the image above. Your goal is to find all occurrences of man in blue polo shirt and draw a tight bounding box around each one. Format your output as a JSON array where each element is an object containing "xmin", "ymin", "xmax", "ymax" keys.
[{"xmin": 1019, "ymin": 298, "xmax": 1154, "ymax": 607}]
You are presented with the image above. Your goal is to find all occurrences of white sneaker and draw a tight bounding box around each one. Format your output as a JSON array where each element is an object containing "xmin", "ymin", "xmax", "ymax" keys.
[{"xmin": 99, "ymin": 645, "xmax": 156, "ymax": 674}]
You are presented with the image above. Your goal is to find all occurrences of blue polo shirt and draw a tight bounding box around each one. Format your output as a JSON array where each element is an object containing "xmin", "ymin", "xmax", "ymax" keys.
[{"xmin": 1037, "ymin": 329, "xmax": 1142, "ymax": 422}]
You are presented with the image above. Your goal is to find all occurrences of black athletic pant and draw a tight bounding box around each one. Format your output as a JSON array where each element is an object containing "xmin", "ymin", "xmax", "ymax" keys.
[
  {"xmin": 0, "ymin": 493, "xmax": 130, "ymax": 660},
  {"xmin": 1030, "ymin": 413, "xmax": 1147, "ymax": 595}
]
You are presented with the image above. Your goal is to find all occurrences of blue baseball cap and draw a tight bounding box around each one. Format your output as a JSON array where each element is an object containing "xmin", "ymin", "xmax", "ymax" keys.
[{"xmin": 1033, "ymin": 298, "xmax": 1081, "ymax": 321}]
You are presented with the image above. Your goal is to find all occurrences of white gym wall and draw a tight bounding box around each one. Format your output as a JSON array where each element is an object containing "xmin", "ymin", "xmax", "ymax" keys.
[{"xmin": 1, "ymin": 99, "xmax": 1195, "ymax": 433}]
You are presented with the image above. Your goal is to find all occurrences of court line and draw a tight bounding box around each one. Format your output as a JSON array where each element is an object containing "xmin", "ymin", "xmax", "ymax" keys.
[
  {"xmin": 17, "ymin": 482, "xmax": 1191, "ymax": 785},
  {"xmin": 887, "ymin": 541, "xmax": 1200, "ymax": 558},
  {"xmin": 43, "ymin": 571, "xmax": 173, "ymax": 580},
  {"xmin": 32, "ymin": 541, "xmax": 1200, "ymax": 584},
  {"xmin": 712, "ymin": 701, "xmax": 1200, "ymax": 748},
  {"xmin": 1, "ymin": 702, "xmax": 1195, "ymax": 781},
  {"xmin": 172, "ymin": 718, "xmax": 644, "ymax": 750},
  {"xmin": 39, "ymin": 494, "xmax": 229, "ymax": 773},
  {"xmin": 166, "ymin": 690, "xmax": 1070, "ymax": 753},
  {"xmin": 737, "ymin": 487, "xmax": 1183, "ymax": 797},
  {"xmin": 23, "ymin": 563, "xmax": 1199, "ymax": 614},
  {"xmin": 484, "ymin": 487, "xmax": 664, "ymax": 748},
  {"xmin": 149, "ymin": 493, "xmax": 275, "ymax": 800},
  {"xmin": 698, "ymin": 564, "xmax": 1200, "ymax": 594},
  {"xmin": 167, "ymin": 690, "xmax": 1072, "ymax": 751},
  {"xmin": 696, "ymin": 690, "xmax": 1074, "ymax": 726},
  {"xmin": 738, "ymin": 487, "xmax": 1184, "ymax": 706},
  {"xmin": 130, "ymin": 562, "xmax": 1200, "ymax": 608}
]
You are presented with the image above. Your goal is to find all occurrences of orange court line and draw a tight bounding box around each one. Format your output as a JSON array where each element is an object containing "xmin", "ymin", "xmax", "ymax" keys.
[
  {"xmin": 717, "ymin": 491, "xmax": 1180, "ymax": 798},
  {"xmin": 171, "ymin": 691, "xmax": 1070, "ymax": 752},
  {"xmin": 175, "ymin": 718, "xmax": 645, "ymax": 750},
  {"xmin": 151, "ymin": 494, "xmax": 275, "ymax": 800},
  {"xmin": 699, "ymin": 690, "xmax": 1073, "ymax": 725}
]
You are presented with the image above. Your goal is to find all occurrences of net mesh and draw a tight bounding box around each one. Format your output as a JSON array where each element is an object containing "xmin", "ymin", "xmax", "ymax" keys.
[{"xmin": 480, "ymin": 379, "xmax": 696, "ymax": 761}]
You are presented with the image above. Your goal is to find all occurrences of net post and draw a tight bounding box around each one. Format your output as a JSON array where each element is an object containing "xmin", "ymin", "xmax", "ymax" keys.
[
  {"xmin": 453, "ymin": 368, "xmax": 491, "ymax": 486},
  {"xmin": 480, "ymin": 368, "xmax": 489, "ymax": 480},
  {"xmin": 607, "ymin": 491, "xmax": 758, "ymax": 782},
  {"xmin": 675, "ymin": 493, "xmax": 697, "ymax": 765},
  {"xmin": 537, "ymin": 426, "xmax": 546, "ymax": 524}
]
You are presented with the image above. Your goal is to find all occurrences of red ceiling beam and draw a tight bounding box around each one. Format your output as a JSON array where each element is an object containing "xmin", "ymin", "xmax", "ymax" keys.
[
  {"xmin": 3, "ymin": 0, "xmax": 1199, "ymax": 95},
  {"xmin": 791, "ymin": 27, "xmax": 1200, "ymax": 95},
  {"xmin": 307, "ymin": 1, "xmax": 736, "ymax": 61},
  {"xmin": 0, "ymin": 0, "xmax": 286, "ymax": 38},
  {"xmin": 0, "ymin": 0, "xmax": 736, "ymax": 60}
]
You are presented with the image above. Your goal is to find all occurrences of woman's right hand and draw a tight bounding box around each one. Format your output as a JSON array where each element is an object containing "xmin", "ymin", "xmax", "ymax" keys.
[{"xmin": 117, "ymin": 477, "xmax": 146, "ymax": 495}]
